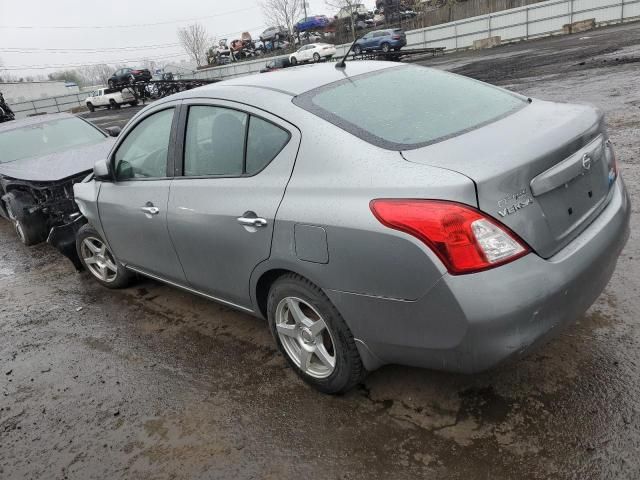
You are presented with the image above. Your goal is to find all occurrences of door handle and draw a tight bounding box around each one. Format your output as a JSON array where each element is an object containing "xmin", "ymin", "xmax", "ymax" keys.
[
  {"xmin": 141, "ymin": 206, "xmax": 159, "ymax": 215},
  {"xmin": 237, "ymin": 216, "xmax": 268, "ymax": 227}
]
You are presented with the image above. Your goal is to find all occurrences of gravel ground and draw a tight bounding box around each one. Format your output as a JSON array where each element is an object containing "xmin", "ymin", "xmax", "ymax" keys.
[{"xmin": 2, "ymin": 22, "xmax": 640, "ymax": 480}]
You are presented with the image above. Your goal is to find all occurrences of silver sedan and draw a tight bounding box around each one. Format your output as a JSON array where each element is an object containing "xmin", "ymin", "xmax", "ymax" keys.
[{"xmin": 73, "ymin": 62, "xmax": 630, "ymax": 393}]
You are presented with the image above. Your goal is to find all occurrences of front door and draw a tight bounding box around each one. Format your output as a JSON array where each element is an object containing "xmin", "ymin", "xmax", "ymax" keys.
[
  {"xmin": 167, "ymin": 101, "xmax": 300, "ymax": 308},
  {"xmin": 98, "ymin": 105, "xmax": 186, "ymax": 283}
]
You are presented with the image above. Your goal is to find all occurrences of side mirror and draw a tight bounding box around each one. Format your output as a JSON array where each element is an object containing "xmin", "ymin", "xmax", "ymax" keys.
[
  {"xmin": 105, "ymin": 126, "xmax": 121, "ymax": 137},
  {"xmin": 93, "ymin": 159, "xmax": 111, "ymax": 181}
]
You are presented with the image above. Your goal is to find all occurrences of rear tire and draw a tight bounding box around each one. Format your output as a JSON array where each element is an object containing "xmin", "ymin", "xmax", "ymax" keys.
[
  {"xmin": 108, "ymin": 80, "xmax": 115, "ymax": 89},
  {"xmin": 86, "ymin": 102, "xmax": 95, "ymax": 112},
  {"xmin": 109, "ymin": 99, "xmax": 120, "ymax": 110},
  {"xmin": 76, "ymin": 224, "xmax": 133, "ymax": 289},
  {"xmin": 313, "ymin": 52, "xmax": 321, "ymax": 62},
  {"xmin": 381, "ymin": 42, "xmax": 391, "ymax": 53},
  {"xmin": 267, "ymin": 274, "xmax": 366, "ymax": 394},
  {"xmin": 129, "ymin": 101, "xmax": 139, "ymax": 107},
  {"xmin": 353, "ymin": 45, "xmax": 362, "ymax": 55}
]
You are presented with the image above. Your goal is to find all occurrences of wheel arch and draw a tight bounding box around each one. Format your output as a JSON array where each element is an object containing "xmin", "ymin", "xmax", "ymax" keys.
[{"xmin": 251, "ymin": 262, "xmax": 327, "ymax": 320}]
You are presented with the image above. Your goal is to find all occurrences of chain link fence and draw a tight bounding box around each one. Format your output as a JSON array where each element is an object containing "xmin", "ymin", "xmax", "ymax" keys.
[{"xmin": 10, "ymin": 92, "xmax": 93, "ymax": 119}]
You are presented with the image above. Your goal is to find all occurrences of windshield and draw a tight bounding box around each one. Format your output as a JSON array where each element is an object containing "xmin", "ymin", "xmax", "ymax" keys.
[
  {"xmin": 0, "ymin": 117, "xmax": 106, "ymax": 163},
  {"xmin": 293, "ymin": 65, "xmax": 526, "ymax": 150}
]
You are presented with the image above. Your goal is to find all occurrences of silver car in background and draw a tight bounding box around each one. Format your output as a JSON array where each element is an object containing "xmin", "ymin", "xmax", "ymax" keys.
[{"xmin": 72, "ymin": 62, "xmax": 630, "ymax": 394}]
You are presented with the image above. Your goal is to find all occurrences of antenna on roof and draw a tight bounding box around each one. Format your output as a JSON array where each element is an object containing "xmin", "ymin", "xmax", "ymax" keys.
[{"xmin": 335, "ymin": 36, "xmax": 361, "ymax": 69}]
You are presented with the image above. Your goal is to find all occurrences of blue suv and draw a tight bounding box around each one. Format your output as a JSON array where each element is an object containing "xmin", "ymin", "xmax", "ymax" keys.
[{"xmin": 353, "ymin": 29, "xmax": 407, "ymax": 54}]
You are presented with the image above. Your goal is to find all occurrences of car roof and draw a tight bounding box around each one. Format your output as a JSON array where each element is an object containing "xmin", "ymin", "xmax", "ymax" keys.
[
  {"xmin": 181, "ymin": 61, "xmax": 399, "ymax": 98},
  {"xmin": 0, "ymin": 112, "xmax": 75, "ymax": 134}
]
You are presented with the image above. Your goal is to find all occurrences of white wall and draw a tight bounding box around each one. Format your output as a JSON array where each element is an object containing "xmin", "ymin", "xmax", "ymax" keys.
[{"xmin": 1, "ymin": 81, "xmax": 80, "ymax": 104}]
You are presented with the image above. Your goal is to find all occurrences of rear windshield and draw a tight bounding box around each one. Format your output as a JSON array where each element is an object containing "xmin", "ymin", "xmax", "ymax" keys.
[
  {"xmin": 0, "ymin": 117, "xmax": 106, "ymax": 163},
  {"xmin": 293, "ymin": 65, "xmax": 526, "ymax": 150}
]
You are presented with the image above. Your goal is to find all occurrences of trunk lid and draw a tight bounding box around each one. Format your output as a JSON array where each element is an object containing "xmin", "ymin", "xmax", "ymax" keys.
[{"xmin": 401, "ymin": 100, "xmax": 616, "ymax": 258}]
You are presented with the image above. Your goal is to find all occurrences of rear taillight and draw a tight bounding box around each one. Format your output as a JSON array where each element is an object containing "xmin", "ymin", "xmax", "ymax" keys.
[
  {"xmin": 132, "ymin": 70, "xmax": 142, "ymax": 74},
  {"xmin": 370, "ymin": 199, "xmax": 530, "ymax": 275},
  {"xmin": 392, "ymin": 35, "xmax": 401, "ymax": 39}
]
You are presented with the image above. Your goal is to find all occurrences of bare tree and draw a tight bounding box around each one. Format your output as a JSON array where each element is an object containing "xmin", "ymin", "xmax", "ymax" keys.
[
  {"xmin": 177, "ymin": 23, "xmax": 210, "ymax": 67},
  {"xmin": 326, "ymin": 0, "xmax": 360, "ymax": 41},
  {"xmin": 260, "ymin": 0, "xmax": 303, "ymax": 39},
  {"xmin": 82, "ymin": 64, "xmax": 114, "ymax": 86},
  {"xmin": 446, "ymin": 0, "xmax": 458, "ymax": 22}
]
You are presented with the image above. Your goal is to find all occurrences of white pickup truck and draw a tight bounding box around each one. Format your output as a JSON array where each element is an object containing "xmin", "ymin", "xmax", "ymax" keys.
[{"xmin": 85, "ymin": 88, "xmax": 138, "ymax": 112}]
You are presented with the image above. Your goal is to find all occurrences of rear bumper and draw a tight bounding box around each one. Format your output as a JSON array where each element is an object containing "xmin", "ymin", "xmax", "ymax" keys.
[{"xmin": 327, "ymin": 177, "xmax": 631, "ymax": 372}]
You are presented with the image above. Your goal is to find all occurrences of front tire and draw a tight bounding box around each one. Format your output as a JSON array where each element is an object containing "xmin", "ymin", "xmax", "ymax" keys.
[
  {"xmin": 14, "ymin": 216, "xmax": 47, "ymax": 246},
  {"xmin": 3, "ymin": 198, "xmax": 47, "ymax": 246},
  {"xmin": 313, "ymin": 52, "xmax": 320, "ymax": 62},
  {"xmin": 290, "ymin": 56, "xmax": 298, "ymax": 65},
  {"xmin": 76, "ymin": 224, "xmax": 133, "ymax": 289},
  {"xmin": 86, "ymin": 102, "xmax": 95, "ymax": 112},
  {"xmin": 353, "ymin": 45, "xmax": 362, "ymax": 55},
  {"xmin": 267, "ymin": 274, "xmax": 366, "ymax": 394}
]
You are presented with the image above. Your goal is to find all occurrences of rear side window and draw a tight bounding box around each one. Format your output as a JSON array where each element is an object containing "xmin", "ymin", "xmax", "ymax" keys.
[
  {"xmin": 293, "ymin": 65, "xmax": 526, "ymax": 150},
  {"xmin": 246, "ymin": 117, "xmax": 290, "ymax": 174},
  {"xmin": 184, "ymin": 106, "xmax": 290, "ymax": 177}
]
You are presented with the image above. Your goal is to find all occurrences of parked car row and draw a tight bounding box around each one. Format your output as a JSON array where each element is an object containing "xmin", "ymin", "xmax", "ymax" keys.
[
  {"xmin": 206, "ymin": 0, "xmax": 417, "ymax": 69},
  {"xmin": 0, "ymin": 62, "xmax": 630, "ymax": 396}
]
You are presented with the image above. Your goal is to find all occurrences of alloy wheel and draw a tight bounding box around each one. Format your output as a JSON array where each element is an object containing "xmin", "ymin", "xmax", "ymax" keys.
[
  {"xmin": 80, "ymin": 237, "xmax": 118, "ymax": 283},
  {"xmin": 14, "ymin": 220, "xmax": 25, "ymax": 243},
  {"xmin": 275, "ymin": 296, "xmax": 336, "ymax": 379}
]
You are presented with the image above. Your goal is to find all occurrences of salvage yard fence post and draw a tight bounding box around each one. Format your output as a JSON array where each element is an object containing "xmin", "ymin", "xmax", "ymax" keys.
[{"xmin": 569, "ymin": 0, "xmax": 574, "ymax": 24}]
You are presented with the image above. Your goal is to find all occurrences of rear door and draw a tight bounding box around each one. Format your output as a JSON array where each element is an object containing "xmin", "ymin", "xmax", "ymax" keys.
[
  {"xmin": 98, "ymin": 102, "xmax": 187, "ymax": 282},
  {"xmin": 167, "ymin": 100, "xmax": 300, "ymax": 308}
]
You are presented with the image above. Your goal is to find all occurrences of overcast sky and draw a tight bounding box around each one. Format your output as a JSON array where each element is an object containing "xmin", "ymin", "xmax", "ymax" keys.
[{"xmin": 0, "ymin": 0, "xmax": 374, "ymax": 78}]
